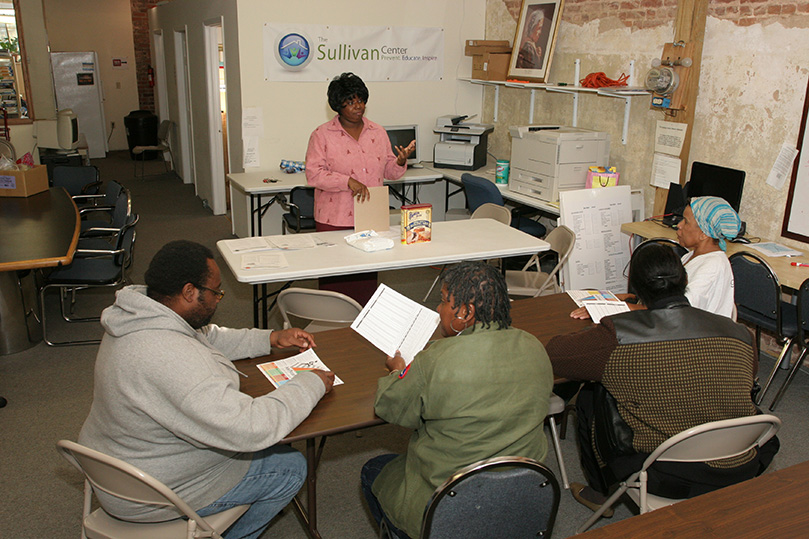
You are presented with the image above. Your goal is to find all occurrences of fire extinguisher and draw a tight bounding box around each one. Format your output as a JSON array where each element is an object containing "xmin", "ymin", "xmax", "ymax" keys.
[{"xmin": 147, "ymin": 65, "xmax": 154, "ymax": 87}]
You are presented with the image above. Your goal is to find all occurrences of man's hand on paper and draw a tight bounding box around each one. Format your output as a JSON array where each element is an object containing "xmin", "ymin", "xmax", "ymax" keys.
[
  {"xmin": 311, "ymin": 369, "xmax": 336, "ymax": 393},
  {"xmin": 271, "ymin": 328, "xmax": 317, "ymax": 352},
  {"xmin": 386, "ymin": 351, "xmax": 406, "ymax": 373}
]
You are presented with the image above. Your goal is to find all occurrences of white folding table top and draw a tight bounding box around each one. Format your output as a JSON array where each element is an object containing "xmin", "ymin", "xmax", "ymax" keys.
[{"xmin": 217, "ymin": 219, "xmax": 549, "ymax": 285}]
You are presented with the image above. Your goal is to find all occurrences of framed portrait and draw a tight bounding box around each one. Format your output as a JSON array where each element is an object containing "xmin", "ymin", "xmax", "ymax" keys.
[
  {"xmin": 508, "ymin": 0, "xmax": 565, "ymax": 82},
  {"xmin": 782, "ymin": 76, "xmax": 809, "ymax": 244}
]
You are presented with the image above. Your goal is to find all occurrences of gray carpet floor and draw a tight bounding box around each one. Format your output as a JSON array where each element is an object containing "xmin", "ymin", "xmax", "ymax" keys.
[{"xmin": 2, "ymin": 151, "xmax": 807, "ymax": 538}]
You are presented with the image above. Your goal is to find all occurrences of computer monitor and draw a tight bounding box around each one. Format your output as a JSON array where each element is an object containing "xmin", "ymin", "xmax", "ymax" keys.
[
  {"xmin": 384, "ymin": 125, "xmax": 419, "ymax": 165},
  {"xmin": 662, "ymin": 182, "xmax": 686, "ymax": 227},
  {"xmin": 685, "ymin": 162, "xmax": 746, "ymax": 213}
]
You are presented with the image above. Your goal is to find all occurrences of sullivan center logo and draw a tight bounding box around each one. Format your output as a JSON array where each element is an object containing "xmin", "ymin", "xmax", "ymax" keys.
[{"xmin": 275, "ymin": 32, "xmax": 312, "ymax": 71}]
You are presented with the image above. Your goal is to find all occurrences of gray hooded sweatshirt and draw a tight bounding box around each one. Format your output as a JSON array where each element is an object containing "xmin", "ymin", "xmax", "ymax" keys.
[{"xmin": 78, "ymin": 285, "xmax": 325, "ymax": 521}]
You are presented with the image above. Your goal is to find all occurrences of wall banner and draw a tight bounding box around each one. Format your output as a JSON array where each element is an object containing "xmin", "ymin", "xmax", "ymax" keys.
[{"xmin": 264, "ymin": 24, "xmax": 444, "ymax": 82}]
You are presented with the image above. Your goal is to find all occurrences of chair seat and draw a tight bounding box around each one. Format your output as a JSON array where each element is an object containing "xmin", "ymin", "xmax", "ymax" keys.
[
  {"xmin": 282, "ymin": 214, "xmax": 316, "ymax": 232},
  {"xmin": 737, "ymin": 301, "xmax": 798, "ymax": 337},
  {"xmin": 84, "ymin": 504, "xmax": 249, "ymax": 539},
  {"xmin": 48, "ymin": 259, "xmax": 123, "ymax": 285},
  {"xmin": 505, "ymin": 270, "xmax": 553, "ymax": 296},
  {"xmin": 512, "ymin": 216, "xmax": 546, "ymax": 238},
  {"xmin": 625, "ymin": 487, "xmax": 684, "ymax": 512}
]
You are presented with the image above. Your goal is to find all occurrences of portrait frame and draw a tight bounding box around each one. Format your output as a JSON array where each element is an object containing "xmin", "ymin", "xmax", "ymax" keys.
[{"xmin": 508, "ymin": 0, "xmax": 565, "ymax": 82}]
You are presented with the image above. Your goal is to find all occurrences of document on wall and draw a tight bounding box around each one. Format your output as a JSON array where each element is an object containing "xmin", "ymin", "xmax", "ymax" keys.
[
  {"xmin": 650, "ymin": 153, "xmax": 681, "ymax": 189},
  {"xmin": 257, "ymin": 348, "xmax": 343, "ymax": 389},
  {"xmin": 654, "ymin": 121, "xmax": 687, "ymax": 156},
  {"xmin": 351, "ymin": 284, "xmax": 440, "ymax": 365},
  {"xmin": 243, "ymin": 137, "xmax": 260, "ymax": 168},
  {"xmin": 242, "ymin": 107, "xmax": 265, "ymax": 138},
  {"xmin": 766, "ymin": 143, "xmax": 799, "ymax": 190},
  {"xmin": 567, "ymin": 289, "xmax": 630, "ymax": 323}
]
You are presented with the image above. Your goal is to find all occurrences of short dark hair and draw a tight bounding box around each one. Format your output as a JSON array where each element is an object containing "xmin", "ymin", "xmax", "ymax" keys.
[
  {"xmin": 442, "ymin": 261, "xmax": 511, "ymax": 330},
  {"xmin": 145, "ymin": 240, "xmax": 214, "ymax": 302},
  {"xmin": 327, "ymin": 72, "xmax": 369, "ymax": 113},
  {"xmin": 627, "ymin": 243, "xmax": 687, "ymax": 306}
]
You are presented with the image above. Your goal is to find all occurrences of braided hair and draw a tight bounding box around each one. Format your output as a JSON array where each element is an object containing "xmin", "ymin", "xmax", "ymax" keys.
[
  {"xmin": 627, "ymin": 243, "xmax": 687, "ymax": 306},
  {"xmin": 442, "ymin": 261, "xmax": 511, "ymax": 330}
]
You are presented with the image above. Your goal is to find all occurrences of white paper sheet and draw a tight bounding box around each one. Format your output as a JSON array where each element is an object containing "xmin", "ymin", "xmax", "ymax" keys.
[
  {"xmin": 654, "ymin": 121, "xmax": 687, "ymax": 156},
  {"xmin": 351, "ymin": 284, "xmax": 440, "ymax": 365},
  {"xmin": 226, "ymin": 237, "xmax": 275, "ymax": 254},
  {"xmin": 256, "ymin": 348, "xmax": 343, "ymax": 388},
  {"xmin": 241, "ymin": 252, "xmax": 288, "ymax": 270},
  {"xmin": 766, "ymin": 143, "xmax": 799, "ymax": 190},
  {"xmin": 650, "ymin": 153, "xmax": 681, "ymax": 189}
]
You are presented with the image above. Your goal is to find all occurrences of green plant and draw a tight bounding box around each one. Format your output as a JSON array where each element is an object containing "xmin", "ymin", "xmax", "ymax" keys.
[{"xmin": 0, "ymin": 37, "xmax": 18, "ymax": 52}]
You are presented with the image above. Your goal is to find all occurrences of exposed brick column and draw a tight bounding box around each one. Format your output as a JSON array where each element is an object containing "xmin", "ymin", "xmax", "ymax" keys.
[{"xmin": 130, "ymin": 0, "xmax": 162, "ymax": 112}]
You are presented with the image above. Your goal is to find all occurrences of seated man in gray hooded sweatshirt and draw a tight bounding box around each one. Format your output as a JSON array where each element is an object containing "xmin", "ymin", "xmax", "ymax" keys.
[{"xmin": 79, "ymin": 240, "xmax": 334, "ymax": 539}]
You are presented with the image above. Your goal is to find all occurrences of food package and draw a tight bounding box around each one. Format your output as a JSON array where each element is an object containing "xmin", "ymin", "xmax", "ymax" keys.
[{"xmin": 401, "ymin": 204, "xmax": 432, "ymax": 244}]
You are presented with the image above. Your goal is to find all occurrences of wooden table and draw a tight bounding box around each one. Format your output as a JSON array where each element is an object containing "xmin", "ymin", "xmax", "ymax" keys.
[
  {"xmin": 578, "ymin": 459, "xmax": 809, "ymax": 538},
  {"xmin": 0, "ymin": 188, "xmax": 79, "ymax": 354},
  {"xmin": 236, "ymin": 293, "xmax": 588, "ymax": 538},
  {"xmin": 621, "ymin": 220, "xmax": 809, "ymax": 291}
]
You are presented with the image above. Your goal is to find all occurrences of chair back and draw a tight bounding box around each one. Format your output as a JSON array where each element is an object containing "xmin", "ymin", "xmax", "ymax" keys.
[
  {"xmin": 645, "ymin": 414, "xmax": 780, "ymax": 466},
  {"xmin": 799, "ymin": 278, "xmax": 809, "ymax": 345},
  {"xmin": 546, "ymin": 225, "xmax": 576, "ymax": 265},
  {"xmin": 56, "ymin": 440, "xmax": 218, "ymax": 531},
  {"xmin": 109, "ymin": 189, "xmax": 132, "ymax": 228},
  {"xmin": 157, "ymin": 120, "xmax": 172, "ymax": 145},
  {"xmin": 461, "ymin": 173, "xmax": 504, "ymax": 213},
  {"xmin": 117, "ymin": 214, "xmax": 139, "ymax": 269},
  {"xmin": 729, "ymin": 251, "xmax": 782, "ymax": 329},
  {"xmin": 634, "ymin": 237, "xmax": 687, "ymax": 258},
  {"xmin": 421, "ymin": 456, "xmax": 560, "ymax": 539},
  {"xmin": 53, "ymin": 166, "xmax": 101, "ymax": 196},
  {"xmin": 289, "ymin": 186, "xmax": 315, "ymax": 218},
  {"xmin": 103, "ymin": 180, "xmax": 125, "ymax": 206},
  {"xmin": 277, "ymin": 288, "xmax": 362, "ymax": 331},
  {"xmin": 470, "ymin": 202, "xmax": 510, "ymax": 225}
]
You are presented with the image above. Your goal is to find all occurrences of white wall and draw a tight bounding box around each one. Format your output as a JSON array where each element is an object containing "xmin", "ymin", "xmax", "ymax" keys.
[{"xmin": 151, "ymin": 0, "xmax": 485, "ymax": 216}]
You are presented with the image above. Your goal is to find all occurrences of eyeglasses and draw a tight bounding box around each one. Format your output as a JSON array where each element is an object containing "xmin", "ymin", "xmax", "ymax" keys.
[
  {"xmin": 342, "ymin": 97, "xmax": 366, "ymax": 108},
  {"xmin": 195, "ymin": 284, "xmax": 225, "ymax": 300}
]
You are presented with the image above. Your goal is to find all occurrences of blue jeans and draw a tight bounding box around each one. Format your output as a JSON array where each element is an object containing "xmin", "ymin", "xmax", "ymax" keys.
[
  {"xmin": 197, "ymin": 445, "xmax": 306, "ymax": 539},
  {"xmin": 361, "ymin": 454, "xmax": 411, "ymax": 539}
]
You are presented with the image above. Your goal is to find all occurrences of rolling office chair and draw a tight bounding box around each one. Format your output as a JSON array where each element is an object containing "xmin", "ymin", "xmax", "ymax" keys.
[
  {"xmin": 461, "ymin": 173, "xmax": 546, "ymax": 238},
  {"xmin": 279, "ymin": 186, "xmax": 316, "ymax": 234}
]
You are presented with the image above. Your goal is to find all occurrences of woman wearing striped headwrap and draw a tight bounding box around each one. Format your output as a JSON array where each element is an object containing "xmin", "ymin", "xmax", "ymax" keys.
[{"xmin": 676, "ymin": 196, "xmax": 741, "ymax": 318}]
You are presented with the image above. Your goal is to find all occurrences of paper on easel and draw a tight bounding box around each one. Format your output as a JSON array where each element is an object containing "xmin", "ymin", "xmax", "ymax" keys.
[
  {"xmin": 650, "ymin": 153, "xmax": 681, "ymax": 189},
  {"xmin": 354, "ymin": 186, "xmax": 390, "ymax": 232},
  {"xmin": 351, "ymin": 284, "xmax": 440, "ymax": 365}
]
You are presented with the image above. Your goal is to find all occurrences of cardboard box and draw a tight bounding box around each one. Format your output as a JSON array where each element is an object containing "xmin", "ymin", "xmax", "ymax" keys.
[
  {"xmin": 401, "ymin": 204, "xmax": 432, "ymax": 244},
  {"xmin": 471, "ymin": 52, "xmax": 511, "ymax": 81},
  {"xmin": 0, "ymin": 165, "xmax": 49, "ymax": 197},
  {"xmin": 465, "ymin": 39, "xmax": 511, "ymax": 56}
]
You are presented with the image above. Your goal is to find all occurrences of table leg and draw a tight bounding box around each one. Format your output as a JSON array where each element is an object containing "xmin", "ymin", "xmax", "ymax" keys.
[{"xmin": 291, "ymin": 437, "xmax": 327, "ymax": 539}]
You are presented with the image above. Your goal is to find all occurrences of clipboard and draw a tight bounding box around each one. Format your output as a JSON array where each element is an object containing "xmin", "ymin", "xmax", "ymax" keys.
[{"xmin": 354, "ymin": 185, "xmax": 390, "ymax": 232}]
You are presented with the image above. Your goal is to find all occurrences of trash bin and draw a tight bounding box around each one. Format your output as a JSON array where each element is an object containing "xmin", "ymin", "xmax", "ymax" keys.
[{"xmin": 124, "ymin": 110, "xmax": 159, "ymax": 160}]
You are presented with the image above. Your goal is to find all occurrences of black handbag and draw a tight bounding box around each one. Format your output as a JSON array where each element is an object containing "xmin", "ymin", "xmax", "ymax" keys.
[{"xmin": 591, "ymin": 383, "xmax": 635, "ymax": 462}]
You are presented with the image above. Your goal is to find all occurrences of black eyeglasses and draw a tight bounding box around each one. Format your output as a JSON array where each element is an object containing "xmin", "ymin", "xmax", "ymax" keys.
[{"xmin": 194, "ymin": 284, "xmax": 225, "ymax": 300}]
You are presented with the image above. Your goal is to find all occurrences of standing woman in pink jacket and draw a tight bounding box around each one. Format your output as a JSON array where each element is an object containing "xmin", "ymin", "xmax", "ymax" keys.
[{"xmin": 305, "ymin": 73, "xmax": 415, "ymax": 304}]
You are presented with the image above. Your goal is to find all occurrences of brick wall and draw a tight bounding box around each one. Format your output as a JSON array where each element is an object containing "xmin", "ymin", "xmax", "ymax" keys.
[
  {"xmin": 503, "ymin": 0, "xmax": 809, "ymax": 30},
  {"xmin": 130, "ymin": 0, "xmax": 160, "ymax": 112}
]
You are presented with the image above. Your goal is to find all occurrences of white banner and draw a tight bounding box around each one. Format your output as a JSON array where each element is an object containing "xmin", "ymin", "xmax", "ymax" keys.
[{"xmin": 264, "ymin": 24, "xmax": 444, "ymax": 82}]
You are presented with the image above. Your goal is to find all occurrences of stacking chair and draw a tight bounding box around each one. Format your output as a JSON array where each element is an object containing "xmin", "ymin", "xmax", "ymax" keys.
[
  {"xmin": 505, "ymin": 225, "xmax": 576, "ymax": 297},
  {"xmin": 729, "ymin": 251, "xmax": 799, "ymax": 407},
  {"xmin": 40, "ymin": 214, "xmax": 138, "ymax": 346},
  {"xmin": 72, "ymin": 179, "xmax": 125, "ymax": 212},
  {"xmin": 546, "ymin": 393, "xmax": 570, "ymax": 489},
  {"xmin": 768, "ymin": 277, "xmax": 809, "ymax": 411},
  {"xmin": 277, "ymin": 287, "xmax": 362, "ymax": 333},
  {"xmin": 80, "ymin": 188, "xmax": 131, "ymax": 238},
  {"xmin": 57, "ymin": 440, "xmax": 249, "ymax": 539},
  {"xmin": 577, "ymin": 414, "xmax": 781, "ymax": 534},
  {"xmin": 422, "ymin": 203, "xmax": 511, "ymax": 301},
  {"xmin": 53, "ymin": 165, "xmax": 101, "ymax": 197},
  {"xmin": 133, "ymin": 120, "xmax": 175, "ymax": 178},
  {"xmin": 414, "ymin": 456, "xmax": 560, "ymax": 539},
  {"xmin": 461, "ymin": 173, "xmax": 546, "ymax": 238},
  {"xmin": 280, "ymin": 186, "xmax": 315, "ymax": 234}
]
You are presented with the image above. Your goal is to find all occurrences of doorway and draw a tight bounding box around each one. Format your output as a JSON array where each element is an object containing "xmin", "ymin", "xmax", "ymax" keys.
[
  {"xmin": 204, "ymin": 19, "xmax": 228, "ymax": 215},
  {"xmin": 174, "ymin": 28, "xmax": 195, "ymax": 187}
]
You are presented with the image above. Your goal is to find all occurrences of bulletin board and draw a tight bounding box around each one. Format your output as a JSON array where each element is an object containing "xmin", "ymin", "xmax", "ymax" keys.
[
  {"xmin": 560, "ymin": 186, "xmax": 633, "ymax": 292},
  {"xmin": 782, "ymin": 76, "xmax": 809, "ymax": 244}
]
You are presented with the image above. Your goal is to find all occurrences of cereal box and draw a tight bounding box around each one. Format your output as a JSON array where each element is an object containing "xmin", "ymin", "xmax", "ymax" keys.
[{"xmin": 401, "ymin": 204, "xmax": 432, "ymax": 244}]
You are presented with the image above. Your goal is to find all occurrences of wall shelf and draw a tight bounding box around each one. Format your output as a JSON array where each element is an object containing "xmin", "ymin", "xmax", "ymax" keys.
[{"xmin": 461, "ymin": 60, "xmax": 650, "ymax": 145}]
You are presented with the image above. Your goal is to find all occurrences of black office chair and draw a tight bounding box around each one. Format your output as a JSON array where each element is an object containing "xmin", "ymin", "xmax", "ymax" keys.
[
  {"xmin": 280, "ymin": 186, "xmax": 315, "ymax": 234},
  {"xmin": 80, "ymin": 188, "xmax": 131, "ymax": 238},
  {"xmin": 52, "ymin": 165, "xmax": 101, "ymax": 197},
  {"xmin": 72, "ymin": 179, "xmax": 125, "ymax": 212},
  {"xmin": 461, "ymin": 173, "xmax": 546, "ymax": 238},
  {"xmin": 415, "ymin": 456, "xmax": 560, "ymax": 539},
  {"xmin": 729, "ymin": 251, "xmax": 799, "ymax": 408},
  {"xmin": 40, "ymin": 214, "xmax": 139, "ymax": 346},
  {"xmin": 767, "ymin": 277, "xmax": 809, "ymax": 411}
]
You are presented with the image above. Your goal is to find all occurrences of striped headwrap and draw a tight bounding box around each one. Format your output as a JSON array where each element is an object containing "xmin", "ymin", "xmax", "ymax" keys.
[{"xmin": 689, "ymin": 196, "xmax": 741, "ymax": 251}]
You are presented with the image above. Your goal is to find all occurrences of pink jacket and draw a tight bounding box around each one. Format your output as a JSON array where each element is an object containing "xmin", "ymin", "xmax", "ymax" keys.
[{"xmin": 305, "ymin": 116, "xmax": 406, "ymax": 227}]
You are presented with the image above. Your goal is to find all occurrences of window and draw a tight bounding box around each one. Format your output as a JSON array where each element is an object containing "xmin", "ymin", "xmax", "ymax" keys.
[{"xmin": 0, "ymin": 1, "xmax": 30, "ymax": 121}]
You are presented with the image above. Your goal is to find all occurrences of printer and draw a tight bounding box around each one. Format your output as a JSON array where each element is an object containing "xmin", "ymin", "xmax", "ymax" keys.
[
  {"xmin": 433, "ymin": 115, "xmax": 494, "ymax": 170},
  {"xmin": 509, "ymin": 125, "xmax": 610, "ymax": 203}
]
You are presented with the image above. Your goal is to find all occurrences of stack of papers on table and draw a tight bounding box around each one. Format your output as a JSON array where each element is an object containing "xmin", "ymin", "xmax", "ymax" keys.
[
  {"xmin": 351, "ymin": 284, "xmax": 440, "ymax": 365},
  {"xmin": 257, "ymin": 349, "xmax": 343, "ymax": 389},
  {"xmin": 567, "ymin": 289, "xmax": 630, "ymax": 324},
  {"xmin": 748, "ymin": 242, "xmax": 803, "ymax": 258}
]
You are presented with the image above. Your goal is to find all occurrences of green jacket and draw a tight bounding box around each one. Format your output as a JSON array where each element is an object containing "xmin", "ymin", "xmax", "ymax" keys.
[{"xmin": 371, "ymin": 323, "xmax": 553, "ymax": 538}]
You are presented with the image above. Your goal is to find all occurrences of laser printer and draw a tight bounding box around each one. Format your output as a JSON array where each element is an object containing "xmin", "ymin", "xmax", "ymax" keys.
[
  {"xmin": 433, "ymin": 115, "xmax": 494, "ymax": 170},
  {"xmin": 508, "ymin": 125, "xmax": 610, "ymax": 203}
]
